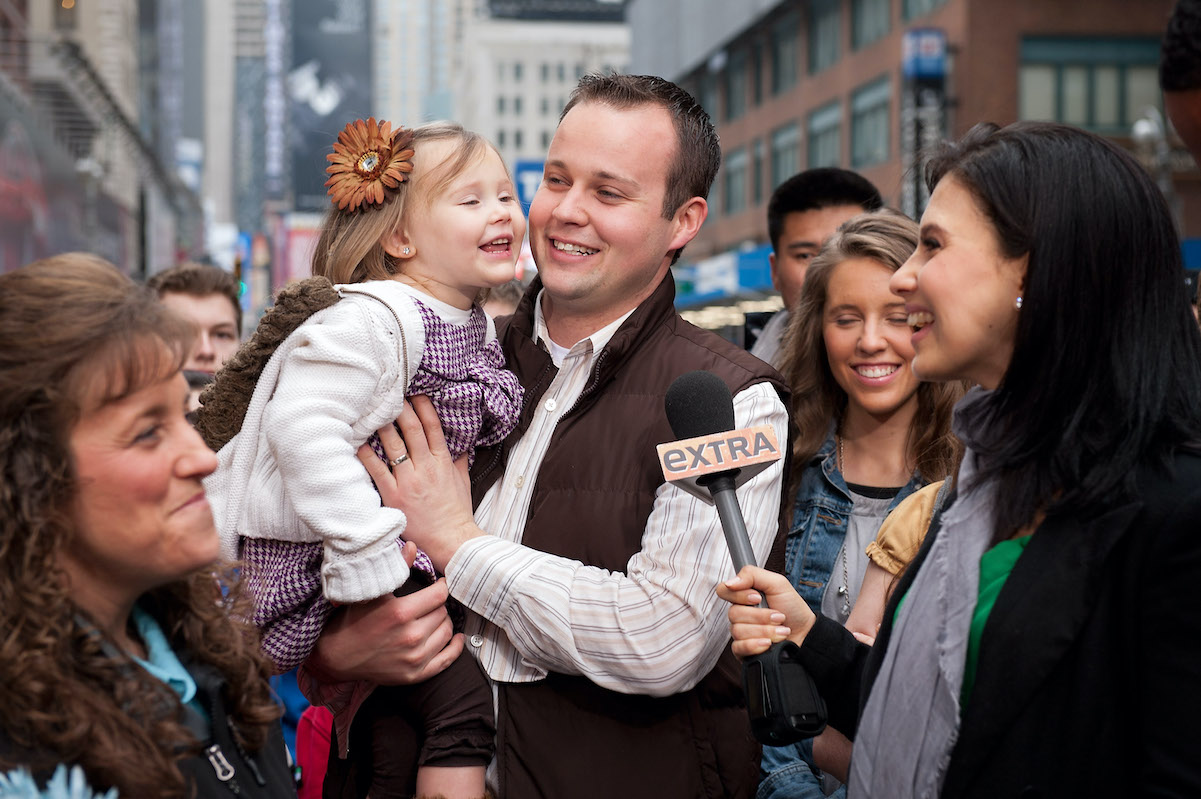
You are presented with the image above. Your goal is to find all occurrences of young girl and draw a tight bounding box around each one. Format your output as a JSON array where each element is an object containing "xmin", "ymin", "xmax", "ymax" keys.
[
  {"xmin": 200, "ymin": 118, "xmax": 524, "ymax": 799},
  {"xmin": 760, "ymin": 210, "xmax": 963, "ymax": 799}
]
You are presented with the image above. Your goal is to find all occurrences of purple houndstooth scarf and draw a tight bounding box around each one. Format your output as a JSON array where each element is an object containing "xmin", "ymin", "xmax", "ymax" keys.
[
  {"xmin": 405, "ymin": 300, "xmax": 522, "ymax": 464},
  {"xmin": 363, "ymin": 299, "xmax": 522, "ymax": 575}
]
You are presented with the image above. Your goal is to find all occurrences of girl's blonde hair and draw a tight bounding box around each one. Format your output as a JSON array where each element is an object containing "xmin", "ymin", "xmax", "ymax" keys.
[
  {"xmin": 312, "ymin": 121, "xmax": 494, "ymax": 285},
  {"xmin": 778, "ymin": 209, "xmax": 965, "ymax": 491}
]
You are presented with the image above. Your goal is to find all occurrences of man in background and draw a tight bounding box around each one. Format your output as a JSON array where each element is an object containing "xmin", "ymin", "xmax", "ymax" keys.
[
  {"xmin": 148, "ymin": 263, "xmax": 243, "ymax": 412},
  {"xmin": 746, "ymin": 168, "xmax": 882, "ymax": 367},
  {"xmin": 148, "ymin": 262, "xmax": 243, "ymax": 374}
]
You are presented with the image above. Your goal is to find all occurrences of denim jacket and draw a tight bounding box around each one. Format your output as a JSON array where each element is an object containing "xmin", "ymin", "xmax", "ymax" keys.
[{"xmin": 759, "ymin": 430, "xmax": 922, "ymax": 799}]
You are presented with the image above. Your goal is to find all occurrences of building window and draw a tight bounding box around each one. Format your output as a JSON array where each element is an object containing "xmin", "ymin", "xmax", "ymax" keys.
[
  {"xmin": 497, "ymin": 130, "xmax": 506, "ymax": 147},
  {"xmin": 809, "ymin": 0, "xmax": 841, "ymax": 74},
  {"xmin": 852, "ymin": 0, "xmax": 890, "ymax": 50},
  {"xmin": 557, "ymin": 62, "xmax": 566, "ymax": 81},
  {"xmin": 851, "ymin": 75, "xmax": 891, "ymax": 167},
  {"xmin": 515, "ymin": 130, "xmax": 523, "ymax": 149},
  {"xmin": 699, "ymin": 73, "xmax": 719, "ymax": 120},
  {"xmin": 724, "ymin": 147, "xmax": 749, "ymax": 216},
  {"xmin": 903, "ymin": 0, "xmax": 948, "ymax": 20},
  {"xmin": 514, "ymin": 96, "xmax": 523, "ymax": 114},
  {"xmin": 770, "ymin": 11, "xmax": 800, "ymax": 95},
  {"xmin": 514, "ymin": 62, "xmax": 523, "ymax": 82},
  {"xmin": 575, "ymin": 62, "xmax": 586, "ymax": 79},
  {"xmin": 541, "ymin": 97, "xmax": 550, "ymax": 115},
  {"xmin": 497, "ymin": 96, "xmax": 506, "ymax": 114},
  {"xmin": 542, "ymin": 130, "xmax": 551, "ymax": 149},
  {"xmin": 751, "ymin": 44, "xmax": 763, "ymax": 107},
  {"xmin": 770, "ymin": 122, "xmax": 801, "ymax": 189},
  {"xmin": 726, "ymin": 49, "xmax": 748, "ymax": 121},
  {"xmin": 752, "ymin": 138, "xmax": 765, "ymax": 206},
  {"xmin": 808, "ymin": 102, "xmax": 841, "ymax": 169},
  {"xmin": 1018, "ymin": 37, "xmax": 1162, "ymax": 133},
  {"xmin": 497, "ymin": 61, "xmax": 505, "ymax": 81},
  {"xmin": 541, "ymin": 62, "xmax": 550, "ymax": 81}
]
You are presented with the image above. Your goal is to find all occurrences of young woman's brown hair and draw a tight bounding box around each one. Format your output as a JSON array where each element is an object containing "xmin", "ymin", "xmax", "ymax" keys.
[{"xmin": 777, "ymin": 209, "xmax": 965, "ymax": 491}]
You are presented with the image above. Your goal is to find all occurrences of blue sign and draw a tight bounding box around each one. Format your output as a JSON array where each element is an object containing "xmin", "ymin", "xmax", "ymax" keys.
[
  {"xmin": 514, "ymin": 159, "xmax": 545, "ymax": 216},
  {"xmin": 902, "ymin": 28, "xmax": 947, "ymax": 79}
]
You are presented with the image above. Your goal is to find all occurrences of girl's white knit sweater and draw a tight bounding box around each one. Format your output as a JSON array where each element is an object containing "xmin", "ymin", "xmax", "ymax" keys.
[{"xmin": 204, "ymin": 280, "xmax": 495, "ymax": 605}]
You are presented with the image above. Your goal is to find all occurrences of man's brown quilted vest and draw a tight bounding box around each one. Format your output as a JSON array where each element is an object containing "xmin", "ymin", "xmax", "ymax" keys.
[{"xmin": 470, "ymin": 273, "xmax": 790, "ymax": 799}]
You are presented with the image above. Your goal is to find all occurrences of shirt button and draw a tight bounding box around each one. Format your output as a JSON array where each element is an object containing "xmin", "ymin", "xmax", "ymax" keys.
[
  {"xmin": 544, "ymin": 397, "xmax": 558, "ymax": 412},
  {"xmin": 469, "ymin": 634, "xmax": 484, "ymax": 648},
  {"xmin": 514, "ymin": 475, "xmax": 525, "ymax": 488}
]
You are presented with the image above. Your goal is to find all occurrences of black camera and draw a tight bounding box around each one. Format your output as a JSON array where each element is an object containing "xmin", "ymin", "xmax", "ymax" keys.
[{"xmin": 742, "ymin": 640, "xmax": 827, "ymax": 745}]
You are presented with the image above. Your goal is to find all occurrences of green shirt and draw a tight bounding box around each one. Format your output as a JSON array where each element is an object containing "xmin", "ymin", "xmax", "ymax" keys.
[{"xmin": 960, "ymin": 535, "xmax": 1031, "ymax": 707}]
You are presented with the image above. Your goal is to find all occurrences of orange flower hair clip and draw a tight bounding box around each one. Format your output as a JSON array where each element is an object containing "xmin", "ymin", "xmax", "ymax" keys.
[{"xmin": 324, "ymin": 117, "xmax": 415, "ymax": 211}]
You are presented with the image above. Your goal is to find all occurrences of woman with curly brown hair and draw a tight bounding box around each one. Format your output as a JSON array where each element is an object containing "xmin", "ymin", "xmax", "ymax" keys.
[{"xmin": 0, "ymin": 253, "xmax": 294, "ymax": 798}]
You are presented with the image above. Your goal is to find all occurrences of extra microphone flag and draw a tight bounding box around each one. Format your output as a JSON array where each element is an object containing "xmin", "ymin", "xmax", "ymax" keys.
[
  {"xmin": 660, "ymin": 370, "xmax": 828, "ymax": 743},
  {"xmin": 656, "ymin": 426, "xmax": 781, "ymax": 502},
  {"xmin": 657, "ymin": 370, "xmax": 782, "ymax": 504}
]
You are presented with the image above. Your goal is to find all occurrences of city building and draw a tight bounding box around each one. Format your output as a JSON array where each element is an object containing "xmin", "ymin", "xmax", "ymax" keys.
[
  {"xmin": 0, "ymin": 0, "xmax": 203, "ymax": 275},
  {"xmin": 374, "ymin": 0, "xmax": 472, "ymax": 124},
  {"xmin": 627, "ymin": 0, "xmax": 1196, "ymax": 313},
  {"xmin": 453, "ymin": 0, "xmax": 629, "ymax": 168}
]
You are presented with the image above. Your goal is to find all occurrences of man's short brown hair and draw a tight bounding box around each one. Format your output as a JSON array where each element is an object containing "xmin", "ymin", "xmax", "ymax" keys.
[
  {"xmin": 146, "ymin": 262, "xmax": 242, "ymax": 333},
  {"xmin": 562, "ymin": 74, "xmax": 721, "ymax": 222}
]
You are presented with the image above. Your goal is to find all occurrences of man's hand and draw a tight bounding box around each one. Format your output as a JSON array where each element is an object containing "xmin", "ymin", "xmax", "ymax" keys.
[
  {"xmin": 356, "ymin": 396, "xmax": 483, "ymax": 571},
  {"xmin": 306, "ymin": 573, "xmax": 464, "ymax": 685}
]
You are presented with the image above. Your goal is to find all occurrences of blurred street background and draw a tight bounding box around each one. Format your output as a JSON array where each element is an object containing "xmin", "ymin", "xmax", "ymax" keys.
[{"xmin": 0, "ymin": 0, "xmax": 1194, "ymax": 337}]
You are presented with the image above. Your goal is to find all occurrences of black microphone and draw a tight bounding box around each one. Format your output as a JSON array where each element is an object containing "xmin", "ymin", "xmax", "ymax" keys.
[
  {"xmin": 664, "ymin": 371, "xmax": 827, "ymax": 744},
  {"xmin": 664, "ymin": 371, "xmax": 760, "ymax": 573}
]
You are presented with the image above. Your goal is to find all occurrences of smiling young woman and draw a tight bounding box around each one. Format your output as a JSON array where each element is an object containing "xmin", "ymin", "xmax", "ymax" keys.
[{"xmin": 761, "ymin": 209, "xmax": 964, "ymax": 797}]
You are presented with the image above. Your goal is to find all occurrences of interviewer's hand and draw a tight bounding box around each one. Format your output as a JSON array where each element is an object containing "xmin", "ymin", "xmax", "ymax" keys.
[
  {"xmin": 357, "ymin": 396, "xmax": 481, "ymax": 572},
  {"xmin": 717, "ymin": 565, "xmax": 818, "ymax": 659}
]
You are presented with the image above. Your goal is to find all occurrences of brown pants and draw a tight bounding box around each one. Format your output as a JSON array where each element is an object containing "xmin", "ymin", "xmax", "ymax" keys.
[{"xmin": 322, "ymin": 567, "xmax": 493, "ymax": 799}]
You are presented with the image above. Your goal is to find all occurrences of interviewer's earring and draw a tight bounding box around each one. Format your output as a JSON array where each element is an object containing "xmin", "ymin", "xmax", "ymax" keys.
[
  {"xmin": 1015, "ymin": 296, "xmax": 1023, "ymax": 310},
  {"xmin": 402, "ymin": 247, "xmax": 411, "ymax": 256}
]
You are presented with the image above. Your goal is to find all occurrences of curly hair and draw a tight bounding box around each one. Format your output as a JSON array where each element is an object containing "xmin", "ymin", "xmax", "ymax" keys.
[
  {"xmin": 777, "ymin": 211, "xmax": 964, "ymax": 491},
  {"xmin": 0, "ymin": 254, "xmax": 280, "ymax": 798}
]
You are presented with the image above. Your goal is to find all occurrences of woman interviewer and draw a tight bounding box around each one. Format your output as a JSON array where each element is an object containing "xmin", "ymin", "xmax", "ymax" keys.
[
  {"xmin": 0, "ymin": 254, "xmax": 295, "ymax": 798},
  {"xmin": 720, "ymin": 121, "xmax": 1201, "ymax": 798}
]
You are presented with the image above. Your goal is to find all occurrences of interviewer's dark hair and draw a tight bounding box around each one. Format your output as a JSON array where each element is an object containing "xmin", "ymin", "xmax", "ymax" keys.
[
  {"xmin": 926, "ymin": 121, "xmax": 1201, "ymax": 541},
  {"xmin": 1161, "ymin": 0, "xmax": 1201, "ymax": 92}
]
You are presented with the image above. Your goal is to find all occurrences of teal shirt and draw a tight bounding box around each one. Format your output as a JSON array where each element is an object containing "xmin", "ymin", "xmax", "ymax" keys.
[
  {"xmin": 960, "ymin": 536, "xmax": 1031, "ymax": 706},
  {"xmin": 130, "ymin": 605, "xmax": 207, "ymax": 720}
]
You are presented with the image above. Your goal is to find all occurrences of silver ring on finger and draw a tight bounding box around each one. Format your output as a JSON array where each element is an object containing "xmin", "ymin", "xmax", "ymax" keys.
[{"xmin": 388, "ymin": 453, "xmax": 410, "ymax": 467}]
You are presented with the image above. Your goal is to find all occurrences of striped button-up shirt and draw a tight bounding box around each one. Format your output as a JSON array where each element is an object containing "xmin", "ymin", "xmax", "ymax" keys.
[{"xmin": 446, "ymin": 292, "xmax": 789, "ymax": 697}]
